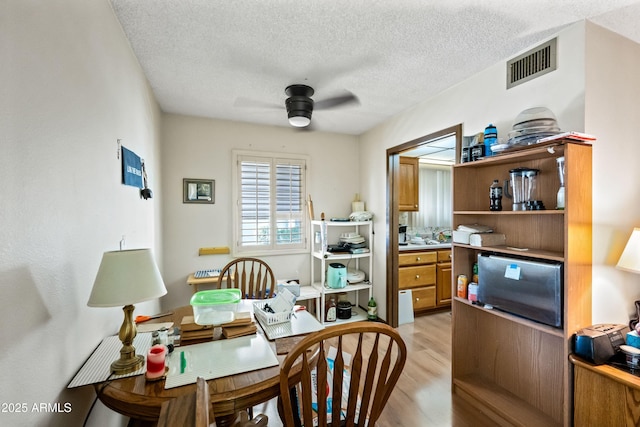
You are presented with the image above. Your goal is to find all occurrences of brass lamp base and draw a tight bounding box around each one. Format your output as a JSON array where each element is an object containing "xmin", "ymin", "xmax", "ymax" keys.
[
  {"xmin": 110, "ymin": 304, "xmax": 144, "ymax": 375},
  {"xmin": 111, "ymin": 354, "xmax": 144, "ymax": 375}
]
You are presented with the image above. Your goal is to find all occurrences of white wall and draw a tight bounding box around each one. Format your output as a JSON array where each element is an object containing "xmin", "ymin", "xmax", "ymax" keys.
[
  {"xmin": 360, "ymin": 23, "xmax": 587, "ymax": 319},
  {"xmin": 585, "ymin": 22, "xmax": 640, "ymax": 323},
  {"xmin": 160, "ymin": 114, "xmax": 361, "ymax": 311},
  {"xmin": 1, "ymin": 1, "xmax": 162, "ymax": 426}
]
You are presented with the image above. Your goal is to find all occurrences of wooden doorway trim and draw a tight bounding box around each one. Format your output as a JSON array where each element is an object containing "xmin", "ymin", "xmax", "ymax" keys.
[{"xmin": 386, "ymin": 124, "xmax": 462, "ymax": 327}]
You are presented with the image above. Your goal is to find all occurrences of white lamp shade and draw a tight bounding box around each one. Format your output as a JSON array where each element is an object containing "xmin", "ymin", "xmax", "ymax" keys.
[
  {"xmin": 88, "ymin": 249, "xmax": 167, "ymax": 307},
  {"xmin": 617, "ymin": 228, "xmax": 640, "ymax": 274}
]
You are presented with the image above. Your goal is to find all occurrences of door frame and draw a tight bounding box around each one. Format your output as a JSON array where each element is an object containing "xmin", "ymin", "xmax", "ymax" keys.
[{"xmin": 386, "ymin": 124, "xmax": 462, "ymax": 327}]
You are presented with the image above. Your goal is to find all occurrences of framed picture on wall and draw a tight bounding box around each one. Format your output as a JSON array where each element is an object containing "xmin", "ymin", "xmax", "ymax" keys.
[{"xmin": 183, "ymin": 178, "xmax": 215, "ymax": 204}]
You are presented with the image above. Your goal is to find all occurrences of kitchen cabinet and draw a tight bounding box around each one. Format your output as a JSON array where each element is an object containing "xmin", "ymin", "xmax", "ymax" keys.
[
  {"xmin": 436, "ymin": 250, "xmax": 452, "ymax": 305},
  {"xmin": 399, "ymin": 156, "xmax": 419, "ymax": 211},
  {"xmin": 451, "ymin": 140, "xmax": 592, "ymax": 426},
  {"xmin": 310, "ymin": 220, "xmax": 373, "ymax": 325},
  {"xmin": 398, "ymin": 248, "xmax": 451, "ymax": 313}
]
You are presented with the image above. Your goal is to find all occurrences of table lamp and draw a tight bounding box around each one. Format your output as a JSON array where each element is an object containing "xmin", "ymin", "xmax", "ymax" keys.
[
  {"xmin": 617, "ymin": 228, "xmax": 640, "ymax": 274},
  {"xmin": 88, "ymin": 248, "xmax": 167, "ymax": 375},
  {"xmin": 617, "ymin": 228, "xmax": 640, "ymax": 332}
]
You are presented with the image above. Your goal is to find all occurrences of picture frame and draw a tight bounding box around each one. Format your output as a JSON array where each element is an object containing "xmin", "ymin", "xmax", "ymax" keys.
[{"xmin": 183, "ymin": 178, "xmax": 215, "ymax": 204}]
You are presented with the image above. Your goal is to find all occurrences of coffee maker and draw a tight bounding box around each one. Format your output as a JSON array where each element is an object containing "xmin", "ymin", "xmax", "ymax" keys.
[{"xmin": 399, "ymin": 225, "xmax": 407, "ymax": 245}]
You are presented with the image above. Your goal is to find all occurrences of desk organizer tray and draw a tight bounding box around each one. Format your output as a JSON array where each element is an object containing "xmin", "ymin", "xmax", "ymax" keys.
[{"xmin": 253, "ymin": 287, "xmax": 296, "ymax": 326}]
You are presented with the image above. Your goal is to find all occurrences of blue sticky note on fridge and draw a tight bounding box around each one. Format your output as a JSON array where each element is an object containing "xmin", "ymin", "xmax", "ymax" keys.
[{"xmin": 505, "ymin": 264, "xmax": 521, "ymax": 280}]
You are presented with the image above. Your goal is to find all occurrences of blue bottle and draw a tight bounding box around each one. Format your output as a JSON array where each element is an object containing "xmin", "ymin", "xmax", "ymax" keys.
[{"xmin": 484, "ymin": 124, "xmax": 497, "ymax": 157}]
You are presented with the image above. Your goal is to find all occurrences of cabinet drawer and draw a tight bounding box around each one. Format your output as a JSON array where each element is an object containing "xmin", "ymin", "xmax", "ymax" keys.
[
  {"xmin": 399, "ymin": 265, "xmax": 436, "ymax": 289},
  {"xmin": 399, "ymin": 251, "xmax": 437, "ymax": 267},
  {"xmin": 412, "ymin": 287, "xmax": 436, "ymax": 310},
  {"xmin": 437, "ymin": 250, "xmax": 451, "ymax": 262}
]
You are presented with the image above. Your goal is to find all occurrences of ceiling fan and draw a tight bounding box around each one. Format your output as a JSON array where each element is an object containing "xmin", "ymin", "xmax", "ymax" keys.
[{"xmin": 284, "ymin": 84, "xmax": 359, "ymax": 128}]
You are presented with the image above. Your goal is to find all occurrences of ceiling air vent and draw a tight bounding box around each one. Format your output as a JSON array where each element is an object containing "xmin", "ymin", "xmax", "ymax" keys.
[{"xmin": 507, "ymin": 38, "xmax": 557, "ymax": 89}]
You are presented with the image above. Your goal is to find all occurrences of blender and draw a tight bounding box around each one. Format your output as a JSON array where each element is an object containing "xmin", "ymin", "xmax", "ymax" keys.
[
  {"xmin": 556, "ymin": 157, "xmax": 565, "ymax": 209},
  {"xmin": 504, "ymin": 167, "xmax": 542, "ymax": 211}
]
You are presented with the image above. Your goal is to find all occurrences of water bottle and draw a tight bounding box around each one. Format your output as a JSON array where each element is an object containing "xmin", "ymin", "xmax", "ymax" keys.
[
  {"xmin": 484, "ymin": 124, "xmax": 498, "ymax": 157},
  {"xmin": 490, "ymin": 180, "xmax": 502, "ymax": 211}
]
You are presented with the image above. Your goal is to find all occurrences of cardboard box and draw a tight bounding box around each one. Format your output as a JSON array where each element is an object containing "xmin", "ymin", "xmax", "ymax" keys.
[{"xmin": 469, "ymin": 233, "xmax": 506, "ymax": 247}]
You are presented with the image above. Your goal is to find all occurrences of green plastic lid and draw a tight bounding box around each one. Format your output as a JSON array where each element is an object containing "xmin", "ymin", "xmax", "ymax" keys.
[{"xmin": 190, "ymin": 288, "xmax": 241, "ymax": 306}]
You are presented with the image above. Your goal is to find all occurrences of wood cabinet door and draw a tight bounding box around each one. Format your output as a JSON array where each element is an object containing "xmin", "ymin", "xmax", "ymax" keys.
[
  {"xmin": 436, "ymin": 262, "xmax": 452, "ymax": 305},
  {"xmin": 399, "ymin": 157, "xmax": 419, "ymax": 211}
]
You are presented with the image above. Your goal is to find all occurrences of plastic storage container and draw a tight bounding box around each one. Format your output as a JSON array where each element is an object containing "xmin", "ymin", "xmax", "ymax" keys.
[{"xmin": 190, "ymin": 288, "xmax": 241, "ymax": 325}]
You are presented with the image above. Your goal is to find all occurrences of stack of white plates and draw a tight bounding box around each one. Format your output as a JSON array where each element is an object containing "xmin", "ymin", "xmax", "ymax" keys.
[
  {"xmin": 340, "ymin": 233, "xmax": 365, "ymax": 244},
  {"xmin": 507, "ymin": 107, "xmax": 562, "ymax": 147}
]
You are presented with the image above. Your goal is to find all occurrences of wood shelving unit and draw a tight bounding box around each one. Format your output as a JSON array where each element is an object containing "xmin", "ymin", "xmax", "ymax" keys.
[{"xmin": 451, "ymin": 140, "xmax": 592, "ymax": 426}]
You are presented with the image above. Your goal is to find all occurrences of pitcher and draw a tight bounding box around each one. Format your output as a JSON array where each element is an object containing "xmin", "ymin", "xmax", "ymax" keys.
[{"xmin": 504, "ymin": 168, "xmax": 539, "ymax": 211}]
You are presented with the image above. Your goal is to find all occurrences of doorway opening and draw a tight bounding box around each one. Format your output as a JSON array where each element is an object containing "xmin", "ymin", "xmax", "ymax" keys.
[{"xmin": 386, "ymin": 124, "xmax": 462, "ymax": 327}]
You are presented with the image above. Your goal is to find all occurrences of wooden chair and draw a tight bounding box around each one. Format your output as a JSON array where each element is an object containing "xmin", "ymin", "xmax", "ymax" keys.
[
  {"xmin": 157, "ymin": 376, "xmax": 268, "ymax": 427},
  {"xmin": 278, "ymin": 322, "xmax": 407, "ymax": 427},
  {"xmin": 219, "ymin": 257, "xmax": 275, "ymax": 299},
  {"xmin": 157, "ymin": 376, "xmax": 212, "ymax": 427}
]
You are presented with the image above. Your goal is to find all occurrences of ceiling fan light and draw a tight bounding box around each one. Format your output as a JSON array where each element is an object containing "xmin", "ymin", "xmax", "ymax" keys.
[{"xmin": 289, "ymin": 115, "xmax": 311, "ymax": 127}]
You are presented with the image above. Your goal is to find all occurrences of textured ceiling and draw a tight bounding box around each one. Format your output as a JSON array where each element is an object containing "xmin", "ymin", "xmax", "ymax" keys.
[{"xmin": 110, "ymin": 0, "xmax": 640, "ymax": 135}]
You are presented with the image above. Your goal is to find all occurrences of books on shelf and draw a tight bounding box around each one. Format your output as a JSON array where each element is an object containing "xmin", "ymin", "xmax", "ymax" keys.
[{"xmin": 536, "ymin": 131, "xmax": 596, "ymax": 144}]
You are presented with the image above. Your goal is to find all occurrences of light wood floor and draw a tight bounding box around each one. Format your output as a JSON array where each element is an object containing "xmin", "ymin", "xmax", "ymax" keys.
[{"xmin": 255, "ymin": 311, "xmax": 495, "ymax": 426}]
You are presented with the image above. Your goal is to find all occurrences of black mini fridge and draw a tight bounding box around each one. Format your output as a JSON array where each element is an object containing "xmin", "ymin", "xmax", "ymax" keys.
[{"xmin": 477, "ymin": 253, "xmax": 563, "ymax": 328}]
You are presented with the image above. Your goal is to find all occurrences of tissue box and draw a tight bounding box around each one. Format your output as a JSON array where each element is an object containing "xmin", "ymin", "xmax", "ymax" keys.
[
  {"xmin": 277, "ymin": 280, "xmax": 301, "ymax": 297},
  {"xmin": 469, "ymin": 233, "xmax": 506, "ymax": 247},
  {"xmin": 627, "ymin": 330, "xmax": 640, "ymax": 349}
]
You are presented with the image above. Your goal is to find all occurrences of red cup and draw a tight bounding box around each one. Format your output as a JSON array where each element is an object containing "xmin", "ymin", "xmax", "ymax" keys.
[{"xmin": 146, "ymin": 344, "xmax": 167, "ymax": 378}]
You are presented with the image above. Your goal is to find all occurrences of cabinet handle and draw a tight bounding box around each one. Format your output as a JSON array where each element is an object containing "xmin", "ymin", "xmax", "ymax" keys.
[
  {"xmin": 415, "ymin": 275, "xmax": 420, "ymax": 279},
  {"xmin": 416, "ymin": 257, "xmax": 421, "ymax": 261}
]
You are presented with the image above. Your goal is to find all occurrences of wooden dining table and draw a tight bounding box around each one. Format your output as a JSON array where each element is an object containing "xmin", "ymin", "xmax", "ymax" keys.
[{"xmin": 94, "ymin": 304, "xmax": 299, "ymax": 427}]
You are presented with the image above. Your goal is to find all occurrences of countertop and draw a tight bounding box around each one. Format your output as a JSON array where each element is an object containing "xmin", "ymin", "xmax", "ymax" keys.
[{"xmin": 399, "ymin": 242, "xmax": 452, "ymax": 251}]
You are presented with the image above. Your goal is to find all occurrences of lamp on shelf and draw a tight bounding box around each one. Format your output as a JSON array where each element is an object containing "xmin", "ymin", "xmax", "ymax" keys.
[{"xmin": 88, "ymin": 248, "xmax": 166, "ymax": 375}]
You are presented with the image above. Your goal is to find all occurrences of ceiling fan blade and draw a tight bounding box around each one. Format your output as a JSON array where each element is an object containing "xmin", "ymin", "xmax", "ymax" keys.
[
  {"xmin": 233, "ymin": 96, "xmax": 282, "ymax": 110},
  {"xmin": 314, "ymin": 91, "xmax": 359, "ymax": 110}
]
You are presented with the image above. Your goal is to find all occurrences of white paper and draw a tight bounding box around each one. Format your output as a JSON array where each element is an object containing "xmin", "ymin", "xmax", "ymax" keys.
[{"xmin": 505, "ymin": 264, "xmax": 521, "ymax": 280}]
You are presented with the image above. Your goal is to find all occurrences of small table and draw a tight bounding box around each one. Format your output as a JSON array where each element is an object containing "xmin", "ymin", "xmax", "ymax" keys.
[
  {"xmin": 95, "ymin": 303, "xmax": 322, "ymax": 427},
  {"xmin": 570, "ymin": 354, "xmax": 640, "ymax": 426},
  {"xmin": 186, "ymin": 273, "xmax": 220, "ymax": 293}
]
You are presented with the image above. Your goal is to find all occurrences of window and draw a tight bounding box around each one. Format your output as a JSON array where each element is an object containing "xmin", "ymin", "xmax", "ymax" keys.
[{"xmin": 233, "ymin": 151, "xmax": 309, "ymax": 256}]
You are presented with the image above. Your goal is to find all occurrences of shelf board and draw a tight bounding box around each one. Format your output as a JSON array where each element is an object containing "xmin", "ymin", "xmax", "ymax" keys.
[
  {"xmin": 453, "ymin": 374, "xmax": 561, "ymax": 427},
  {"xmin": 311, "ymin": 220, "xmax": 372, "ymax": 226},
  {"xmin": 324, "ymin": 305, "xmax": 370, "ymax": 325},
  {"xmin": 311, "ymin": 282, "xmax": 372, "ymax": 294},
  {"xmin": 454, "ymin": 140, "xmax": 581, "ymax": 169},
  {"xmin": 312, "ymin": 251, "xmax": 371, "ymax": 260},
  {"xmin": 453, "ymin": 297, "xmax": 565, "ymax": 338},
  {"xmin": 452, "ymin": 244, "xmax": 563, "ymax": 261},
  {"xmin": 454, "ymin": 210, "xmax": 563, "ymax": 215}
]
